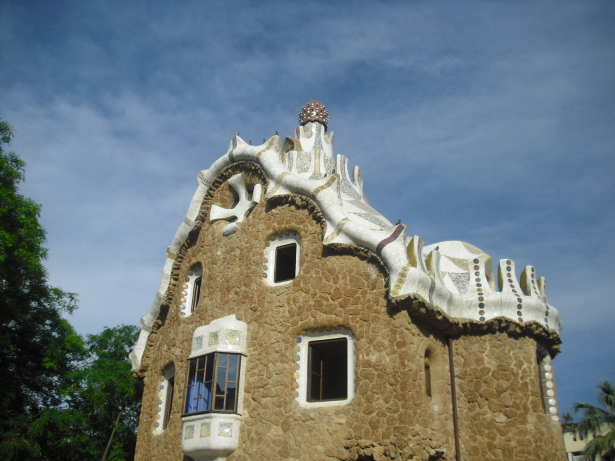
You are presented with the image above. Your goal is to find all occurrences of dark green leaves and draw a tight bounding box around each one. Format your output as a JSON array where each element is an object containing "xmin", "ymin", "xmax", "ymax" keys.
[
  {"xmin": 573, "ymin": 380, "xmax": 615, "ymax": 461},
  {"xmin": 0, "ymin": 120, "xmax": 142, "ymax": 460}
]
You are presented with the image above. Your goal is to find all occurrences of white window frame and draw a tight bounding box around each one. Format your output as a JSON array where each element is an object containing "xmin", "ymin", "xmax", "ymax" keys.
[
  {"xmin": 294, "ymin": 328, "xmax": 355, "ymax": 408},
  {"xmin": 180, "ymin": 264, "xmax": 203, "ymax": 318},
  {"xmin": 153, "ymin": 363, "xmax": 175, "ymax": 435},
  {"xmin": 263, "ymin": 232, "xmax": 301, "ymax": 286},
  {"xmin": 181, "ymin": 315, "xmax": 248, "ymax": 460}
]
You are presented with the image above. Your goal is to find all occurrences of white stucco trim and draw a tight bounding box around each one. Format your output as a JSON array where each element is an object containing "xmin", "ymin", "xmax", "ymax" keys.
[
  {"xmin": 294, "ymin": 328, "xmax": 356, "ymax": 408},
  {"xmin": 131, "ymin": 116, "xmax": 562, "ymax": 371},
  {"xmin": 152, "ymin": 363, "xmax": 175, "ymax": 435},
  {"xmin": 262, "ymin": 232, "xmax": 301, "ymax": 286}
]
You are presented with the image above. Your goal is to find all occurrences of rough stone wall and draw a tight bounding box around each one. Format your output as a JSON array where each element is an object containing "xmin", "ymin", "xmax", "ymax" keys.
[
  {"xmin": 453, "ymin": 334, "xmax": 567, "ymax": 460},
  {"xmin": 134, "ymin": 167, "xmax": 565, "ymax": 461}
]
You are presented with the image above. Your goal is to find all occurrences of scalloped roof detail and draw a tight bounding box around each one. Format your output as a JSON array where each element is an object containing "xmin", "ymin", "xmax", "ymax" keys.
[{"xmin": 130, "ymin": 120, "xmax": 561, "ymax": 370}]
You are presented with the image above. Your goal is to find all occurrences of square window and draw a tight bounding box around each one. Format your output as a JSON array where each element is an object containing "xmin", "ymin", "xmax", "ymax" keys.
[
  {"xmin": 308, "ymin": 338, "xmax": 348, "ymax": 402},
  {"xmin": 295, "ymin": 329, "xmax": 355, "ymax": 408},
  {"xmin": 275, "ymin": 244, "xmax": 297, "ymax": 283}
]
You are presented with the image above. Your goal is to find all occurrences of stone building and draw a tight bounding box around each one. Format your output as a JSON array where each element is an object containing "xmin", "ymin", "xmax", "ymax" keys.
[{"xmin": 130, "ymin": 101, "xmax": 567, "ymax": 460}]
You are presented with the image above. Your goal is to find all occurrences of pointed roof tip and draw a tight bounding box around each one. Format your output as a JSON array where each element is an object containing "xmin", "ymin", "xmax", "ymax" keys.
[{"xmin": 299, "ymin": 100, "xmax": 329, "ymax": 131}]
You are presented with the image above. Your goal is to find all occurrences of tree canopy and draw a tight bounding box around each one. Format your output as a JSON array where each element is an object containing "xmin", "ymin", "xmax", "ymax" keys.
[
  {"xmin": 573, "ymin": 380, "xmax": 615, "ymax": 461},
  {"xmin": 0, "ymin": 120, "xmax": 142, "ymax": 460},
  {"xmin": 0, "ymin": 118, "xmax": 83, "ymax": 457}
]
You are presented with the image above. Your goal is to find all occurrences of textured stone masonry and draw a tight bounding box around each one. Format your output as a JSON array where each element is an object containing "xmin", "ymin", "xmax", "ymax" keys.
[{"xmin": 134, "ymin": 166, "xmax": 566, "ymax": 461}]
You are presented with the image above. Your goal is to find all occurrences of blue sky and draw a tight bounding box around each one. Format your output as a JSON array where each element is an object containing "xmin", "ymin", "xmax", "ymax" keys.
[{"xmin": 1, "ymin": 0, "xmax": 613, "ymax": 415}]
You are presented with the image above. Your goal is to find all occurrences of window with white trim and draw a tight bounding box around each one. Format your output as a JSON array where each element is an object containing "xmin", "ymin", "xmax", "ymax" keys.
[
  {"xmin": 153, "ymin": 363, "xmax": 175, "ymax": 434},
  {"xmin": 180, "ymin": 264, "xmax": 202, "ymax": 317},
  {"xmin": 263, "ymin": 232, "xmax": 300, "ymax": 286},
  {"xmin": 295, "ymin": 328, "xmax": 355, "ymax": 407},
  {"xmin": 181, "ymin": 315, "xmax": 247, "ymax": 461}
]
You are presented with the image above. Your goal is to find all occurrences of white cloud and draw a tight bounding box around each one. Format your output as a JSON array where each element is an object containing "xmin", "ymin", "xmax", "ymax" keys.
[{"xmin": 2, "ymin": 0, "xmax": 614, "ymax": 409}]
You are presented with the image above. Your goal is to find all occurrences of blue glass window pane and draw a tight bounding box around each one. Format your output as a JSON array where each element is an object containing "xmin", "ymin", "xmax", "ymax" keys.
[
  {"xmin": 228, "ymin": 355, "xmax": 239, "ymax": 382},
  {"xmin": 184, "ymin": 352, "xmax": 240, "ymax": 414}
]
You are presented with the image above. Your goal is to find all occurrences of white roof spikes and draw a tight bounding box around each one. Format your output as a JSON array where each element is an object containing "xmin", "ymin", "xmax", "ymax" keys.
[{"xmin": 130, "ymin": 120, "xmax": 561, "ymax": 370}]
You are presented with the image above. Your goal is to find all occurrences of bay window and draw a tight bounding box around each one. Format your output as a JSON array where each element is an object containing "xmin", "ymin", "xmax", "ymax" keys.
[{"xmin": 184, "ymin": 352, "xmax": 241, "ymax": 415}]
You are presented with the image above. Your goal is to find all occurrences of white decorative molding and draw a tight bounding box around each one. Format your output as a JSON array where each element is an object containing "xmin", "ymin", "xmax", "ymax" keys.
[
  {"xmin": 131, "ymin": 108, "xmax": 562, "ymax": 371},
  {"xmin": 538, "ymin": 347, "xmax": 561, "ymax": 423},
  {"xmin": 210, "ymin": 173, "xmax": 261, "ymax": 236},
  {"xmin": 152, "ymin": 363, "xmax": 175, "ymax": 435},
  {"xmin": 190, "ymin": 315, "xmax": 248, "ymax": 359},
  {"xmin": 181, "ymin": 413, "xmax": 242, "ymax": 461}
]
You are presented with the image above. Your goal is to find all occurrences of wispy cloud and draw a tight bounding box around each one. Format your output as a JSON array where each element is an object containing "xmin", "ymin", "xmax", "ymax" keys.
[{"xmin": 1, "ymin": 0, "xmax": 613, "ymax": 413}]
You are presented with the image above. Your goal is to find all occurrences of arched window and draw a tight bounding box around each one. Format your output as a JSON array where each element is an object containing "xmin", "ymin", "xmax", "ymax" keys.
[
  {"xmin": 422, "ymin": 344, "xmax": 446, "ymax": 414},
  {"xmin": 191, "ymin": 276, "xmax": 202, "ymax": 314},
  {"xmin": 424, "ymin": 350, "xmax": 432, "ymax": 398},
  {"xmin": 181, "ymin": 264, "xmax": 203, "ymax": 318},
  {"xmin": 153, "ymin": 363, "xmax": 175, "ymax": 434}
]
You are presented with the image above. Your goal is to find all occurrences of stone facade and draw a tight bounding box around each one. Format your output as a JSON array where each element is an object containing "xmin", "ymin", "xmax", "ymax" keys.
[{"xmin": 132, "ymin": 103, "xmax": 567, "ymax": 460}]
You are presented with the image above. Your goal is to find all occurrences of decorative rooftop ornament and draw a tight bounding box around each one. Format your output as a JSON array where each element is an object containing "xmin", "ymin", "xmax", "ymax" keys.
[
  {"xmin": 299, "ymin": 100, "xmax": 329, "ymax": 131},
  {"xmin": 131, "ymin": 101, "xmax": 563, "ymax": 373}
]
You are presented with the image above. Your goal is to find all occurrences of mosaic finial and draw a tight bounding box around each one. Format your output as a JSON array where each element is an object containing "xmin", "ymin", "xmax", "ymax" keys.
[{"xmin": 299, "ymin": 100, "xmax": 329, "ymax": 131}]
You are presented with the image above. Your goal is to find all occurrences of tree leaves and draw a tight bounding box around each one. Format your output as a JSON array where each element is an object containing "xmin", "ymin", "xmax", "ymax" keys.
[
  {"xmin": 0, "ymin": 120, "xmax": 142, "ymax": 460},
  {"xmin": 573, "ymin": 380, "xmax": 615, "ymax": 461}
]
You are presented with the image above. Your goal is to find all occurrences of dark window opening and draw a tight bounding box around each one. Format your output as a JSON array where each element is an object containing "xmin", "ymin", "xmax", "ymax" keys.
[
  {"xmin": 274, "ymin": 243, "xmax": 297, "ymax": 283},
  {"xmin": 184, "ymin": 352, "xmax": 241, "ymax": 415},
  {"xmin": 308, "ymin": 338, "xmax": 347, "ymax": 401},
  {"xmin": 537, "ymin": 352, "xmax": 549, "ymax": 414},
  {"xmin": 163, "ymin": 376, "xmax": 174, "ymax": 430},
  {"xmin": 191, "ymin": 277, "xmax": 202, "ymax": 313},
  {"xmin": 424, "ymin": 363, "xmax": 432, "ymax": 398}
]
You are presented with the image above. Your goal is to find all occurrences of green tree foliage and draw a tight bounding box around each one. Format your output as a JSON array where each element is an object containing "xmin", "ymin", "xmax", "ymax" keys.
[
  {"xmin": 17, "ymin": 325, "xmax": 143, "ymax": 461},
  {"xmin": 70, "ymin": 325, "xmax": 144, "ymax": 460},
  {"xmin": 0, "ymin": 120, "xmax": 143, "ymax": 460},
  {"xmin": 0, "ymin": 119, "xmax": 84, "ymax": 458},
  {"xmin": 573, "ymin": 380, "xmax": 615, "ymax": 461}
]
